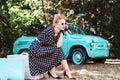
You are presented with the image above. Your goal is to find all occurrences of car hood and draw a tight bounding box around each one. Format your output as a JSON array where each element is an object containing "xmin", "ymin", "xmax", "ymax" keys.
[
  {"xmin": 15, "ymin": 35, "xmax": 36, "ymax": 44},
  {"xmin": 70, "ymin": 34, "xmax": 107, "ymax": 42}
]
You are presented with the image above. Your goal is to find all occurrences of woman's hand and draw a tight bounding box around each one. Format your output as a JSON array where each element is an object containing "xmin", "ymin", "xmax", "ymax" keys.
[{"xmin": 57, "ymin": 32, "xmax": 63, "ymax": 48}]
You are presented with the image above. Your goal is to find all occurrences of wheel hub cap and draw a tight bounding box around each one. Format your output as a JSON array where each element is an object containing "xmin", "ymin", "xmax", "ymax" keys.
[{"xmin": 76, "ymin": 54, "xmax": 81, "ymax": 61}]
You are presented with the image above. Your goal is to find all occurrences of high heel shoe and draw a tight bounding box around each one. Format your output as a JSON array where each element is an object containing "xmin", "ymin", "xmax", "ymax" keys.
[
  {"xmin": 48, "ymin": 71, "xmax": 62, "ymax": 79},
  {"xmin": 64, "ymin": 71, "xmax": 76, "ymax": 80}
]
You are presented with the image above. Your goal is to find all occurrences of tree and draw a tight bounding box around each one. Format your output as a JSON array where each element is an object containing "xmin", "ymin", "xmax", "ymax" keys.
[
  {"xmin": 0, "ymin": 0, "xmax": 13, "ymax": 57},
  {"xmin": 0, "ymin": 0, "xmax": 120, "ymax": 58}
]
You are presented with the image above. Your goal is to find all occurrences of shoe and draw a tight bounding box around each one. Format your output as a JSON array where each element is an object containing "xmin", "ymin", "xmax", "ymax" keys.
[
  {"xmin": 48, "ymin": 71, "xmax": 62, "ymax": 79},
  {"xmin": 34, "ymin": 75, "xmax": 43, "ymax": 80},
  {"xmin": 64, "ymin": 71, "xmax": 76, "ymax": 80}
]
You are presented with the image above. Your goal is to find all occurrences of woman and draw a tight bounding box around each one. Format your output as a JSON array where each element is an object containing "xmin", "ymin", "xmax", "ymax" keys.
[{"xmin": 29, "ymin": 14, "xmax": 75, "ymax": 79}]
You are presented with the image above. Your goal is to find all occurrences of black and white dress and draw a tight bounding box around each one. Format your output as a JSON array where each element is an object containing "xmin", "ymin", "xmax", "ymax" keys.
[{"xmin": 29, "ymin": 26, "xmax": 66, "ymax": 76}]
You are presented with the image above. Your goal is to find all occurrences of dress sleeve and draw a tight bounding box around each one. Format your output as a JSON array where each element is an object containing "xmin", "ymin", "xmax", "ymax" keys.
[{"xmin": 37, "ymin": 26, "xmax": 54, "ymax": 46}]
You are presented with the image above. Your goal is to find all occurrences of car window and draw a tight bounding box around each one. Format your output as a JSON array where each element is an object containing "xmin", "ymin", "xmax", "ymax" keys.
[{"xmin": 67, "ymin": 23, "xmax": 85, "ymax": 35}]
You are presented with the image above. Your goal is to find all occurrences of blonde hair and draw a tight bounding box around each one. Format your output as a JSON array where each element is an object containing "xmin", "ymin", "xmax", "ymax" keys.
[{"xmin": 52, "ymin": 14, "xmax": 65, "ymax": 27}]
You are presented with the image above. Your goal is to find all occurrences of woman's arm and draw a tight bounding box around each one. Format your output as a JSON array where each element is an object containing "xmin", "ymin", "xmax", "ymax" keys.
[{"xmin": 57, "ymin": 32, "xmax": 63, "ymax": 48}]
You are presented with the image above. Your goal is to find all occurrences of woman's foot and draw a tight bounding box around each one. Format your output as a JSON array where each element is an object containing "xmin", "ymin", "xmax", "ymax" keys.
[
  {"xmin": 34, "ymin": 75, "xmax": 43, "ymax": 80},
  {"xmin": 64, "ymin": 71, "xmax": 76, "ymax": 80},
  {"xmin": 48, "ymin": 71, "xmax": 62, "ymax": 79}
]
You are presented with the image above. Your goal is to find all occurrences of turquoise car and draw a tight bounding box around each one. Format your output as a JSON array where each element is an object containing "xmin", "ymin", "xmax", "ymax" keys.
[{"xmin": 13, "ymin": 23, "xmax": 110, "ymax": 64}]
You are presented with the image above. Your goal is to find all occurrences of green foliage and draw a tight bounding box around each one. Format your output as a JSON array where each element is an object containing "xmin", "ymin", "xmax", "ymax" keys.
[
  {"xmin": 105, "ymin": 2, "xmax": 120, "ymax": 58},
  {"xmin": 109, "ymin": 0, "xmax": 116, "ymax": 3},
  {"xmin": 7, "ymin": 0, "xmax": 86, "ymax": 37},
  {"xmin": 8, "ymin": 0, "xmax": 45, "ymax": 36}
]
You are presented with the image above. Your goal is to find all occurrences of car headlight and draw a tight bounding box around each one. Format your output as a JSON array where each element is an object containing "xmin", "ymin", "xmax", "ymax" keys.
[{"xmin": 90, "ymin": 40, "xmax": 94, "ymax": 47}]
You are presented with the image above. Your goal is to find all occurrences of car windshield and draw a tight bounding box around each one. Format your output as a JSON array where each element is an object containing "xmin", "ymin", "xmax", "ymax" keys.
[{"xmin": 66, "ymin": 23, "xmax": 85, "ymax": 35}]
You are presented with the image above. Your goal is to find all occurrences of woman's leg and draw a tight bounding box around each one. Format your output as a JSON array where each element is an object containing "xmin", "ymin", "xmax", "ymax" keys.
[{"xmin": 61, "ymin": 60, "xmax": 72, "ymax": 78}]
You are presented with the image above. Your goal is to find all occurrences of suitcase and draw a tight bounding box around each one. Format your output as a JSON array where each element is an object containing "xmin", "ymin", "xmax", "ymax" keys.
[
  {"xmin": 0, "ymin": 58, "xmax": 25, "ymax": 80},
  {"xmin": 7, "ymin": 54, "xmax": 35, "ymax": 79}
]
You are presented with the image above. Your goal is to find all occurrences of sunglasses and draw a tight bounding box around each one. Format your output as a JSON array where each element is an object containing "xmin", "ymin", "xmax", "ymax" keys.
[{"xmin": 58, "ymin": 22, "xmax": 67, "ymax": 26}]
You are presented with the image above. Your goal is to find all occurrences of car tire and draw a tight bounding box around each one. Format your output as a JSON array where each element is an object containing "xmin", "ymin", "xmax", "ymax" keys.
[
  {"xmin": 19, "ymin": 49, "xmax": 29, "ymax": 55},
  {"xmin": 71, "ymin": 48, "xmax": 87, "ymax": 65},
  {"xmin": 93, "ymin": 58, "xmax": 106, "ymax": 63}
]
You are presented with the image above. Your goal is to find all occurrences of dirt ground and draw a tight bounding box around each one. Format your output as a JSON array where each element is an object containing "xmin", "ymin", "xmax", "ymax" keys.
[{"xmin": 38, "ymin": 59, "xmax": 120, "ymax": 80}]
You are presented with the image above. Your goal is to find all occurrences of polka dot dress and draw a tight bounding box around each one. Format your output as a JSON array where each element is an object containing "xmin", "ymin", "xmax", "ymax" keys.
[{"xmin": 29, "ymin": 26, "xmax": 66, "ymax": 76}]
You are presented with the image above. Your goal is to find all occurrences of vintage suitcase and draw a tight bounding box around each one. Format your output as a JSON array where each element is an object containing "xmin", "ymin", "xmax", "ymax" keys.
[
  {"xmin": 7, "ymin": 54, "xmax": 35, "ymax": 79},
  {"xmin": 0, "ymin": 58, "xmax": 25, "ymax": 80}
]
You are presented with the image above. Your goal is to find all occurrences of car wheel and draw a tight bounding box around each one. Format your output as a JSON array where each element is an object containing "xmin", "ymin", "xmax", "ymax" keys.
[
  {"xmin": 71, "ymin": 48, "xmax": 87, "ymax": 65},
  {"xmin": 93, "ymin": 58, "xmax": 106, "ymax": 63},
  {"xmin": 19, "ymin": 50, "xmax": 29, "ymax": 55}
]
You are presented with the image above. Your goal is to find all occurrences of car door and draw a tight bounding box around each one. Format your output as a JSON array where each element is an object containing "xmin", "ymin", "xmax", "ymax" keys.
[{"xmin": 62, "ymin": 32, "xmax": 68, "ymax": 58}]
